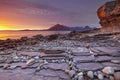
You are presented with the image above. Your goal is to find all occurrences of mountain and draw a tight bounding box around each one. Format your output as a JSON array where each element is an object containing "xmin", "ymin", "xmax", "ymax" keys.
[
  {"xmin": 48, "ymin": 24, "xmax": 70, "ymax": 31},
  {"xmin": 48, "ymin": 24, "xmax": 95, "ymax": 31}
]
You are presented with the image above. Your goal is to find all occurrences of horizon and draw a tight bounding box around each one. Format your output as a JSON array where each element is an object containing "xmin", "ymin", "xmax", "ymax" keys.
[{"xmin": 0, "ymin": 0, "xmax": 111, "ymax": 30}]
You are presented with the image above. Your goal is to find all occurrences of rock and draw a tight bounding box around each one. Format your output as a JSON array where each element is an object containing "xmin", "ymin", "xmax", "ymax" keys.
[
  {"xmin": 78, "ymin": 75, "xmax": 84, "ymax": 80},
  {"xmin": 65, "ymin": 70, "xmax": 70, "ymax": 74},
  {"xmin": 69, "ymin": 70, "xmax": 76, "ymax": 77},
  {"xmin": 114, "ymin": 72, "xmax": 120, "ymax": 80},
  {"xmin": 9, "ymin": 65, "xmax": 17, "ymax": 69},
  {"xmin": 97, "ymin": 71, "xmax": 104, "ymax": 80},
  {"xmin": 26, "ymin": 58, "xmax": 35, "ymax": 66},
  {"xmin": 77, "ymin": 72, "xmax": 84, "ymax": 80},
  {"xmin": 110, "ymin": 76, "xmax": 114, "ymax": 80},
  {"xmin": 102, "ymin": 67, "xmax": 114, "ymax": 75},
  {"xmin": 111, "ymin": 60, "xmax": 120, "ymax": 64},
  {"xmin": 3, "ymin": 64, "xmax": 10, "ymax": 69},
  {"xmin": 87, "ymin": 71, "xmax": 94, "ymax": 79},
  {"xmin": 97, "ymin": 0, "xmax": 120, "ymax": 33}
]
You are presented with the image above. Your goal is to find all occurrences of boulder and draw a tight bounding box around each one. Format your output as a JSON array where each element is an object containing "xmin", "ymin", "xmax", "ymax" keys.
[{"xmin": 97, "ymin": 0, "xmax": 120, "ymax": 33}]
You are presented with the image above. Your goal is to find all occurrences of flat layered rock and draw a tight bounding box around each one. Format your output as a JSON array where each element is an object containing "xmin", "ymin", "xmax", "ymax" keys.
[
  {"xmin": 94, "ymin": 47, "xmax": 120, "ymax": 57},
  {"xmin": 42, "ymin": 56, "xmax": 65, "ymax": 60},
  {"xmin": 71, "ymin": 47, "xmax": 90, "ymax": 53},
  {"xmin": 17, "ymin": 51, "xmax": 45, "ymax": 57},
  {"xmin": 44, "ymin": 49, "xmax": 65, "ymax": 54},
  {"xmin": 102, "ymin": 62, "xmax": 120, "ymax": 67},
  {"xmin": 56, "ymin": 70, "xmax": 70, "ymax": 80},
  {"xmin": 36, "ymin": 69, "xmax": 58, "ymax": 77},
  {"xmin": 45, "ymin": 63, "xmax": 69, "ymax": 70},
  {"xmin": 44, "ymin": 76, "xmax": 59, "ymax": 80},
  {"xmin": 76, "ymin": 62, "xmax": 103, "ymax": 71},
  {"xmin": 73, "ymin": 56, "xmax": 95, "ymax": 63},
  {"xmin": 95, "ymin": 56, "xmax": 115, "ymax": 62},
  {"xmin": 72, "ymin": 52, "xmax": 91, "ymax": 56}
]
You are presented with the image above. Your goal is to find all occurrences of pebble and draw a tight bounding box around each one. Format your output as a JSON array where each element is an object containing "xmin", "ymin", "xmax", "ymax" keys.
[
  {"xmin": 87, "ymin": 71, "xmax": 94, "ymax": 79},
  {"xmin": 109, "ymin": 76, "xmax": 114, "ymax": 80},
  {"xmin": 78, "ymin": 72, "xmax": 84, "ymax": 80},
  {"xmin": 26, "ymin": 58, "xmax": 35, "ymax": 66},
  {"xmin": 98, "ymin": 73, "xmax": 104, "ymax": 80},
  {"xmin": 69, "ymin": 70, "xmax": 76, "ymax": 77},
  {"xmin": 65, "ymin": 69, "xmax": 70, "ymax": 74},
  {"xmin": 102, "ymin": 67, "xmax": 114, "ymax": 75}
]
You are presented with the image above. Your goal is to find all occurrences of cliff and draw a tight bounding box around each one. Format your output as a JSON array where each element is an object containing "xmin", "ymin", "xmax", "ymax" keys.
[{"xmin": 97, "ymin": 0, "xmax": 120, "ymax": 33}]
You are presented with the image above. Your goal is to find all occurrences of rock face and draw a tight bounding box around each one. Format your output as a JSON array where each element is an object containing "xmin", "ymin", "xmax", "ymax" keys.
[{"xmin": 97, "ymin": 0, "xmax": 120, "ymax": 33}]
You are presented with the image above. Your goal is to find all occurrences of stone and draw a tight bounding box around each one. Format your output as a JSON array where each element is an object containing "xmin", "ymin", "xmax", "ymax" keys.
[
  {"xmin": 98, "ymin": 73, "xmax": 104, "ymax": 80},
  {"xmin": 69, "ymin": 70, "xmax": 76, "ymax": 77},
  {"xmin": 78, "ymin": 75, "xmax": 84, "ymax": 80},
  {"xmin": 3, "ymin": 64, "xmax": 10, "ymax": 69},
  {"xmin": 109, "ymin": 76, "xmax": 114, "ymax": 80},
  {"xmin": 26, "ymin": 58, "xmax": 35, "ymax": 66},
  {"xmin": 114, "ymin": 72, "xmax": 120, "ymax": 80},
  {"xmin": 102, "ymin": 67, "xmax": 114, "ymax": 75},
  {"xmin": 111, "ymin": 60, "xmax": 120, "ymax": 64},
  {"xmin": 87, "ymin": 71, "xmax": 94, "ymax": 79},
  {"xmin": 78, "ymin": 72, "xmax": 84, "ymax": 80}
]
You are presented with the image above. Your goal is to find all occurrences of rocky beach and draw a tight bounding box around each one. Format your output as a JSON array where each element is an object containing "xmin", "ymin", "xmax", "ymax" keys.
[
  {"xmin": 0, "ymin": 30, "xmax": 120, "ymax": 80},
  {"xmin": 0, "ymin": 0, "xmax": 120, "ymax": 80}
]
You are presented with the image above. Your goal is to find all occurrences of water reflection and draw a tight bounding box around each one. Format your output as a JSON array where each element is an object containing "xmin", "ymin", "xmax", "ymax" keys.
[{"xmin": 0, "ymin": 31, "xmax": 70, "ymax": 40}]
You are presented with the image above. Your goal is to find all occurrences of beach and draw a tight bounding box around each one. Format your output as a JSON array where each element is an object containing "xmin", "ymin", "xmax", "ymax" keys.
[{"xmin": 0, "ymin": 31, "xmax": 120, "ymax": 80}]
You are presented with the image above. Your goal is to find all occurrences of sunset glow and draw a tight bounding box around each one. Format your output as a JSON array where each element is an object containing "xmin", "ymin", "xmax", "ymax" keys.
[
  {"xmin": 0, "ymin": 25, "xmax": 11, "ymax": 30},
  {"xmin": 0, "ymin": 0, "xmax": 108, "ymax": 30}
]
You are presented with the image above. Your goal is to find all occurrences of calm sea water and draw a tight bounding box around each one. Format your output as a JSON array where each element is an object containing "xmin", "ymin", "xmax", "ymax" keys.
[{"xmin": 0, "ymin": 30, "xmax": 70, "ymax": 40}]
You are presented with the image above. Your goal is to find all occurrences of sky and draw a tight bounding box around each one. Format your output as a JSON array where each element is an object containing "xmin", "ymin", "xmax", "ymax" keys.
[{"xmin": 0, "ymin": 0, "xmax": 111, "ymax": 30}]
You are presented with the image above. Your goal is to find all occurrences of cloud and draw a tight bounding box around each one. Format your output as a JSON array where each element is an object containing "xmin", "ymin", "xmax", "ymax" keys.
[{"xmin": 0, "ymin": 0, "xmax": 109, "ymax": 29}]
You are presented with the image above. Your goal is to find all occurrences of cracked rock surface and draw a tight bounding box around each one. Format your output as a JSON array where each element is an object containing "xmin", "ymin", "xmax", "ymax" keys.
[{"xmin": 0, "ymin": 32, "xmax": 120, "ymax": 80}]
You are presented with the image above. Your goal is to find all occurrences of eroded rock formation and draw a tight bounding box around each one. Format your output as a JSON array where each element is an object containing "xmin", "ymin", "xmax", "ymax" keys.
[{"xmin": 97, "ymin": 0, "xmax": 120, "ymax": 33}]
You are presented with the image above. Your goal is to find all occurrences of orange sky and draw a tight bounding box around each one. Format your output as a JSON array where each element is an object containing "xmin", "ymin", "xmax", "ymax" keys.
[{"xmin": 0, "ymin": 0, "xmax": 108, "ymax": 30}]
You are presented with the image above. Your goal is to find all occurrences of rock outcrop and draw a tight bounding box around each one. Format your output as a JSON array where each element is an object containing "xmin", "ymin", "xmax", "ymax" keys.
[{"xmin": 97, "ymin": 0, "xmax": 120, "ymax": 33}]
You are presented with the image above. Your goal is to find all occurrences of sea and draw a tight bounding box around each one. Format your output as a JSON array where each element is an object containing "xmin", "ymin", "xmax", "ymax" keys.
[{"xmin": 0, "ymin": 30, "xmax": 70, "ymax": 40}]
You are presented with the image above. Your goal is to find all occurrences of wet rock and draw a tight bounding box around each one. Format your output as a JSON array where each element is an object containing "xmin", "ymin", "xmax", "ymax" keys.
[
  {"xmin": 114, "ymin": 72, "xmax": 120, "ymax": 80},
  {"xmin": 87, "ymin": 71, "xmax": 94, "ymax": 79},
  {"xmin": 44, "ymin": 49, "xmax": 64, "ymax": 54},
  {"xmin": 102, "ymin": 67, "xmax": 114, "ymax": 75},
  {"xmin": 26, "ymin": 58, "xmax": 35, "ymax": 66}
]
